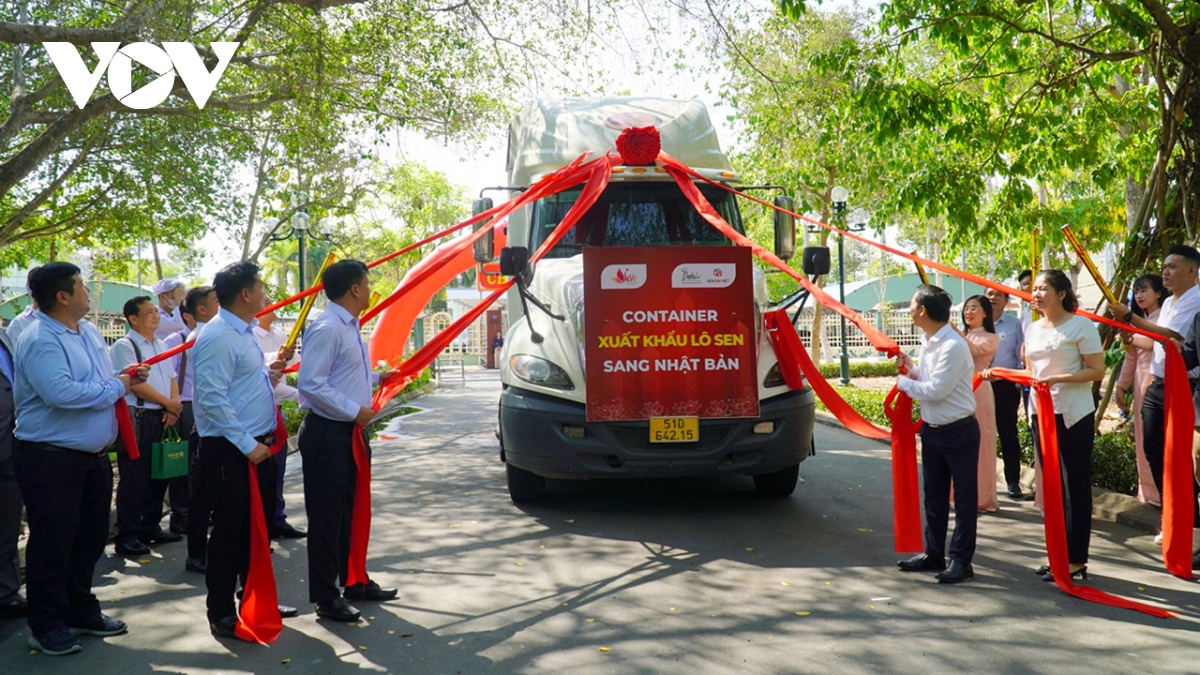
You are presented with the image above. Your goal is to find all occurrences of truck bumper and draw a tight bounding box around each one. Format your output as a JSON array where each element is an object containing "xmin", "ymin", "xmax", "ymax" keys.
[{"xmin": 499, "ymin": 386, "xmax": 816, "ymax": 479}]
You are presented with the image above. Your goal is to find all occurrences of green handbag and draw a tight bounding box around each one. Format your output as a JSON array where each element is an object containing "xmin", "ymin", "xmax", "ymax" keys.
[{"xmin": 151, "ymin": 425, "xmax": 189, "ymax": 480}]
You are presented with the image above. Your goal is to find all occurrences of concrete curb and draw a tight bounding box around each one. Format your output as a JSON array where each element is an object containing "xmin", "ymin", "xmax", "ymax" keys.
[{"xmin": 813, "ymin": 409, "xmax": 1159, "ymax": 534}]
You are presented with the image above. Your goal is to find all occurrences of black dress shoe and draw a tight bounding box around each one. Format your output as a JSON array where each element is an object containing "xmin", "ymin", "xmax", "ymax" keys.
[
  {"xmin": 139, "ymin": 529, "xmax": 183, "ymax": 545},
  {"xmin": 185, "ymin": 557, "xmax": 207, "ymax": 574},
  {"xmin": 343, "ymin": 580, "xmax": 398, "ymax": 601},
  {"xmin": 272, "ymin": 522, "xmax": 307, "ymax": 539},
  {"xmin": 115, "ymin": 541, "xmax": 151, "ymax": 556},
  {"xmin": 0, "ymin": 593, "xmax": 28, "ymax": 617},
  {"xmin": 210, "ymin": 615, "xmax": 239, "ymax": 638},
  {"xmin": 897, "ymin": 553, "xmax": 945, "ymax": 572},
  {"xmin": 315, "ymin": 597, "xmax": 361, "ymax": 622},
  {"xmin": 936, "ymin": 561, "xmax": 975, "ymax": 584},
  {"xmin": 1040, "ymin": 566, "xmax": 1087, "ymax": 582},
  {"xmin": 278, "ymin": 604, "xmax": 298, "ymax": 618},
  {"xmin": 1007, "ymin": 484, "xmax": 1024, "ymax": 499}
]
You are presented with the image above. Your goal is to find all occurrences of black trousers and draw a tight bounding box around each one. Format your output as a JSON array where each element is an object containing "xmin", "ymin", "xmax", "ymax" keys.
[
  {"xmin": 163, "ymin": 402, "xmax": 194, "ymax": 532},
  {"xmin": 186, "ymin": 426, "xmax": 212, "ymax": 560},
  {"xmin": 920, "ymin": 418, "xmax": 980, "ymax": 565},
  {"xmin": 115, "ymin": 411, "xmax": 166, "ymax": 545},
  {"xmin": 300, "ymin": 414, "xmax": 369, "ymax": 603},
  {"xmin": 1031, "ymin": 413, "xmax": 1095, "ymax": 564},
  {"xmin": 12, "ymin": 442, "xmax": 111, "ymax": 636},
  {"xmin": 1140, "ymin": 381, "xmax": 1200, "ymax": 521},
  {"xmin": 200, "ymin": 436, "xmax": 276, "ymax": 622},
  {"xmin": 0, "ymin": 456, "xmax": 22, "ymax": 603},
  {"xmin": 992, "ymin": 380, "xmax": 1024, "ymax": 488}
]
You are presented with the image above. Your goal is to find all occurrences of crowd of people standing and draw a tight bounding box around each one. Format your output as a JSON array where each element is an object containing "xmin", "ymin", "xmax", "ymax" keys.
[
  {"xmin": 898, "ymin": 245, "xmax": 1200, "ymax": 586},
  {"xmin": 0, "ymin": 258, "xmax": 396, "ymax": 655}
]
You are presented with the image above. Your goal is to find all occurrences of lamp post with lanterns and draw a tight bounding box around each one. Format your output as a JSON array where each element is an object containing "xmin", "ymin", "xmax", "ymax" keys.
[
  {"xmin": 830, "ymin": 187, "xmax": 869, "ymax": 386},
  {"xmin": 272, "ymin": 192, "xmax": 336, "ymax": 291}
]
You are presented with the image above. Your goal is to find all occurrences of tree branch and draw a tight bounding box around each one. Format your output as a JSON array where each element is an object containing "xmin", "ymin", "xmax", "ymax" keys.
[{"xmin": 0, "ymin": 21, "xmax": 137, "ymax": 45}]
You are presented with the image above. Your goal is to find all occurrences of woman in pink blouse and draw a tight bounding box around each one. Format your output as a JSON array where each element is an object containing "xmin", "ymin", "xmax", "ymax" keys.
[
  {"xmin": 961, "ymin": 295, "xmax": 1001, "ymax": 512},
  {"xmin": 1114, "ymin": 274, "xmax": 1166, "ymax": 506}
]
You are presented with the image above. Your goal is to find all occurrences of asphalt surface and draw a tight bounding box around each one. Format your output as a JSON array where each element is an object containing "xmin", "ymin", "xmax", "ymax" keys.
[{"xmin": 2, "ymin": 368, "xmax": 1199, "ymax": 674}]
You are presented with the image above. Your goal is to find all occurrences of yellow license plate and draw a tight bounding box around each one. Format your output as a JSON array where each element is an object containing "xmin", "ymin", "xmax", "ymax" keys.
[{"xmin": 649, "ymin": 417, "xmax": 699, "ymax": 443}]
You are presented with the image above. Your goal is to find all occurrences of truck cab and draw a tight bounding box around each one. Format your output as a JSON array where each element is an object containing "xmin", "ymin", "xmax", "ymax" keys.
[{"xmin": 489, "ymin": 97, "xmax": 815, "ymax": 502}]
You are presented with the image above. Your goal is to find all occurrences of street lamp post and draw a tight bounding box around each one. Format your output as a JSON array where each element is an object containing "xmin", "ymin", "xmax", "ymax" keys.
[
  {"xmin": 272, "ymin": 192, "xmax": 336, "ymax": 293},
  {"xmin": 831, "ymin": 186, "xmax": 850, "ymax": 385}
]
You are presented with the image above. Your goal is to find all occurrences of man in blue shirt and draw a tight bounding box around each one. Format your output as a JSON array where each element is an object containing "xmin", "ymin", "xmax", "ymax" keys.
[
  {"xmin": 193, "ymin": 261, "xmax": 291, "ymax": 639},
  {"xmin": 298, "ymin": 260, "xmax": 397, "ymax": 622},
  {"xmin": 170, "ymin": 285, "xmax": 220, "ymax": 574},
  {"xmin": 984, "ymin": 284, "xmax": 1027, "ymax": 499},
  {"xmin": 110, "ymin": 296, "xmax": 184, "ymax": 557},
  {"xmin": 13, "ymin": 262, "xmax": 148, "ymax": 656},
  {"xmin": 0, "ymin": 317, "xmax": 21, "ymax": 621}
]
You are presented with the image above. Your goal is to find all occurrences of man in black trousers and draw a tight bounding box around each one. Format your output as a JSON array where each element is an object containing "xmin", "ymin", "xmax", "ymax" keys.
[
  {"xmin": 192, "ymin": 262, "xmax": 294, "ymax": 639},
  {"xmin": 894, "ymin": 285, "xmax": 980, "ymax": 584},
  {"xmin": 298, "ymin": 260, "xmax": 397, "ymax": 622},
  {"xmin": 984, "ymin": 284, "xmax": 1028, "ymax": 499}
]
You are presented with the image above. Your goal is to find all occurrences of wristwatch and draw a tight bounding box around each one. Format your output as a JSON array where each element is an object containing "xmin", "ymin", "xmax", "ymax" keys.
[{"xmin": 1123, "ymin": 309, "xmax": 1134, "ymax": 323}]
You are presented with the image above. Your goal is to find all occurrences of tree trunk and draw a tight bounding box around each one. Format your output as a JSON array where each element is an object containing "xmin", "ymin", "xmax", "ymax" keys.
[{"xmin": 151, "ymin": 236, "xmax": 163, "ymax": 280}]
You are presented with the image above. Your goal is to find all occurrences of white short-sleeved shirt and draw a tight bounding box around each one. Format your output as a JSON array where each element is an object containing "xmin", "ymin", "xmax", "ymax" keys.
[
  {"xmin": 1152, "ymin": 284, "xmax": 1200, "ymax": 378},
  {"xmin": 1024, "ymin": 314, "xmax": 1103, "ymax": 428}
]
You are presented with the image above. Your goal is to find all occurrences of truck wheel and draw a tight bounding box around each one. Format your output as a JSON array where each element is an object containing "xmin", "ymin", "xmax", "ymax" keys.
[
  {"xmin": 506, "ymin": 462, "xmax": 546, "ymax": 503},
  {"xmin": 753, "ymin": 463, "xmax": 799, "ymax": 498}
]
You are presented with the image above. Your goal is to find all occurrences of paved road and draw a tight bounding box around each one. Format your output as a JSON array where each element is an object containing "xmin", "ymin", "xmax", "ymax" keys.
[{"xmin": 2, "ymin": 369, "xmax": 1198, "ymax": 674}]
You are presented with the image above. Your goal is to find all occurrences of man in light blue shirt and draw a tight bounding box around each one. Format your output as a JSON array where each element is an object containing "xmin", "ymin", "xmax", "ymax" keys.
[
  {"xmin": 13, "ymin": 262, "xmax": 147, "ymax": 655},
  {"xmin": 298, "ymin": 260, "xmax": 396, "ymax": 623},
  {"xmin": 192, "ymin": 261, "xmax": 292, "ymax": 638},
  {"xmin": 7, "ymin": 267, "xmax": 40, "ymax": 342},
  {"xmin": 984, "ymin": 284, "xmax": 1027, "ymax": 499},
  {"xmin": 168, "ymin": 285, "xmax": 220, "ymax": 574},
  {"xmin": 110, "ymin": 296, "xmax": 183, "ymax": 557}
]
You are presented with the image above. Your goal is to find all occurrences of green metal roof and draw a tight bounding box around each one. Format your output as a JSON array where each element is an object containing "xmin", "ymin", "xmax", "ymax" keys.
[
  {"xmin": 0, "ymin": 280, "xmax": 152, "ymax": 320},
  {"xmin": 828, "ymin": 272, "xmax": 990, "ymax": 312}
]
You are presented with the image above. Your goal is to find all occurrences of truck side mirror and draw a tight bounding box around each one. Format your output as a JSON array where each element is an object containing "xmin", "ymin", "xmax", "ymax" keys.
[
  {"xmin": 802, "ymin": 246, "xmax": 831, "ymax": 276},
  {"xmin": 500, "ymin": 246, "xmax": 534, "ymax": 283},
  {"xmin": 472, "ymin": 197, "xmax": 495, "ymax": 264},
  {"xmin": 773, "ymin": 195, "xmax": 796, "ymax": 261}
]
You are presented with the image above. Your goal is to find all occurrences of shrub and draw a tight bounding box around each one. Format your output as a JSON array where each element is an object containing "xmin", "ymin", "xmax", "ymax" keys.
[
  {"xmin": 279, "ymin": 366, "xmax": 433, "ymax": 438},
  {"xmin": 813, "ymin": 384, "xmax": 919, "ymax": 428},
  {"xmin": 816, "ymin": 360, "xmax": 899, "ymax": 380}
]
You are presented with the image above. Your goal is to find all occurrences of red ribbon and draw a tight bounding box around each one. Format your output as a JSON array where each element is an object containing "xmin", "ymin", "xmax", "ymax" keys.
[
  {"xmin": 346, "ymin": 428, "xmax": 371, "ymax": 587},
  {"xmin": 336, "ymin": 152, "xmax": 619, "ymax": 587},
  {"xmin": 984, "ymin": 368, "xmax": 1175, "ymax": 618},
  {"xmin": 114, "ymin": 399, "xmax": 139, "ymax": 460},
  {"xmin": 234, "ymin": 455, "xmax": 283, "ymax": 643},
  {"xmin": 233, "ymin": 407, "xmax": 289, "ymax": 644}
]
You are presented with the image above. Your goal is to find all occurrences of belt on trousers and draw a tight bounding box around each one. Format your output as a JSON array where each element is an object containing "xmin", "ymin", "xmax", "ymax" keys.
[
  {"xmin": 1150, "ymin": 375, "xmax": 1164, "ymax": 386},
  {"xmin": 923, "ymin": 415, "xmax": 975, "ymax": 432},
  {"xmin": 254, "ymin": 431, "xmax": 276, "ymax": 447},
  {"xmin": 18, "ymin": 440, "xmax": 106, "ymax": 457}
]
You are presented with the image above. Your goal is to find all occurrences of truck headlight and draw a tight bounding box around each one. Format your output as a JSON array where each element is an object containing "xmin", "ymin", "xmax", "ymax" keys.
[
  {"xmin": 763, "ymin": 363, "xmax": 788, "ymax": 388},
  {"xmin": 509, "ymin": 354, "xmax": 574, "ymax": 390}
]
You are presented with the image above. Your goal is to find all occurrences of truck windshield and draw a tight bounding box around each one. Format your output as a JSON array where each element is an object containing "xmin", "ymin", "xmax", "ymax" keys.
[{"xmin": 530, "ymin": 182, "xmax": 744, "ymax": 258}]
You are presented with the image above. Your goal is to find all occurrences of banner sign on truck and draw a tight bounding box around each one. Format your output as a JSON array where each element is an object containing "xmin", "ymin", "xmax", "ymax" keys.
[{"xmin": 584, "ymin": 246, "xmax": 759, "ymax": 423}]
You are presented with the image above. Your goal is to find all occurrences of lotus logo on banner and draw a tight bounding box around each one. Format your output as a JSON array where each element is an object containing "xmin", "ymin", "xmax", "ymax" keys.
[
  {"xmin": 672, "ymin": 264, "xmax": 736, "ymax": 288},
  {"xmin": 600, "ymin": 264, "xmax": 646, "ymax": 289},
  {"xmin": 43, "ymin": 42, "xmax": 240, "ymax": 109}
]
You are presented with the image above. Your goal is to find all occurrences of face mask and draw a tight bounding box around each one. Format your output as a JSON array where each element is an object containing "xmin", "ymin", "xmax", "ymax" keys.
[{"xmin": 164, "ymin": 298, "xmax": 177, "ymax": 310}]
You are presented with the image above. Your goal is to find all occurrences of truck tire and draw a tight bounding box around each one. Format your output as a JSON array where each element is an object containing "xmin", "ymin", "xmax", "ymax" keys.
[
  {"xmin": 753, "ymin": 463, "xmax": 799, "ymax": 498},
  {"xmin": 506, "ymin": 462, "xmax": 546, "ymax": 503}
]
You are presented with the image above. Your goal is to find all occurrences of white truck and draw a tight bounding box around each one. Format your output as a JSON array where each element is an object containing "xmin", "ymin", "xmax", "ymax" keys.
[{"xmin": 476, "ymin": 97, "xmax": 816, "ymax": 502}]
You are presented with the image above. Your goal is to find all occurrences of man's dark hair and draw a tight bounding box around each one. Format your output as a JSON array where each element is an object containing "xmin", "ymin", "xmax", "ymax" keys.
[
  {"xmin": 322, "ymin": 259, "xmax": 369, "ymax": 301},
  {"xmin": 25, "ymin": 265, "xmax": 40, "ymax": 292},
  {"xmin": 122, "ymin": 296, "xmax": 152, "ymax": 325},
  {"xmin": 213, "ymin": 262, "xmax": 260, "ymax": 308},
  {"xmin": 184, "ymin": 285, "xmax": 215, "ymax": 316},
  {"xmin": 29, "ymin": 262, "xmax": 81, "ymax": 311},
  {"xmin": 1036, "ymin": 269, "xmax": 1078, "ymax": 312},
  {"xmin": 914, "ymin": 284, "xmax": 952, "ymax": 323},
  {"xmin": 1017, "ymin": 269, "xmax": 1033, "ymax": 283},
  {"xmin": 1167, "ymin": 244, "xmax": 1200, "ymax": 269}
]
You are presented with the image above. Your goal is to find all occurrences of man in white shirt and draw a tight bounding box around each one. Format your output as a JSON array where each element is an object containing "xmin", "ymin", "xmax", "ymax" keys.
[
  {"xmin": 152, "ymin": 278, "xmax": 187, "ymax": 341},
  {"xmin": 110, "ymin": 296, "xmax": 183, "ymax": 557},
  {"xmin": 1112, "ymin": 244, "xmax": 1200, "ymax": 542},
  {"xmin": 252, "ymin": 304, "xmax": 304, "ymax": 540},
  {"xmin": 894, "ymin": 285, "xmax": 979, "ymax": 584},
  {"xmin": 7, "ymin": 267, "xmax": 40, "ymax": 342}
]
